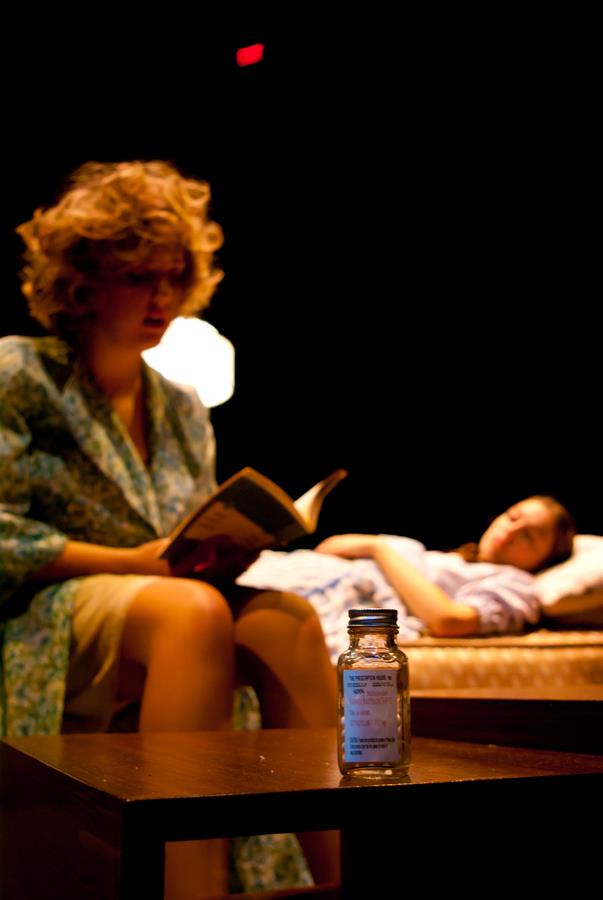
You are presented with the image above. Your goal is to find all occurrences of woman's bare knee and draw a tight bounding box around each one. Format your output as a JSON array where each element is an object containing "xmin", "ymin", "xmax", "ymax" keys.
[
  {"xmin": 234, "ymin": 589, "xmax": 316, "ymax": 622},
  {"xmin": 162, "ymin": 579, "xmax": 233, "ymax": 640},
  {"xmin": 121, "ymin": 578, "xmax": 233, "ymax": 666},
  {"xmin": 299, "ymin": 608, "xmax": 328, "ymax": 646},
  {"xmin": 234, "ymin": 591, "xmax": 325, "ymax": 653}
]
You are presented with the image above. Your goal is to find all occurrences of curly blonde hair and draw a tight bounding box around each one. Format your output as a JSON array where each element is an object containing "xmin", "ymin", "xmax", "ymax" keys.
[{"xmin": 17, "ymin": 160, "xmax": 224, "ymax": 333}]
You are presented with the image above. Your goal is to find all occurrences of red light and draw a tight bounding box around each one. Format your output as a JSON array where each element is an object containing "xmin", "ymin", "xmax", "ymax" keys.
[{"xmin": 236, "ymin": 43, "xmax": 264, "ymax": 67}]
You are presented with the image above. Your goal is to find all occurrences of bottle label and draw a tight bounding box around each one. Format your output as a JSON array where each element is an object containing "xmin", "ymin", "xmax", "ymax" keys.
[{"xmin": 343, "ymin": 669, "xmax": 398, "ymax": 763}]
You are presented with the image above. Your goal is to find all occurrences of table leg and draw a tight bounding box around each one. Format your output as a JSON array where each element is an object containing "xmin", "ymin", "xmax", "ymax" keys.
[{"xmin": 120, "ymin": 820, "xmax": 165, "ymax": 900}]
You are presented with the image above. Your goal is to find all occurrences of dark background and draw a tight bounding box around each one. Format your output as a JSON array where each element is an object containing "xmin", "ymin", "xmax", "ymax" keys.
[{"xmin": 1, "ymin": 12, "xmax": 598, "ymax": 549}]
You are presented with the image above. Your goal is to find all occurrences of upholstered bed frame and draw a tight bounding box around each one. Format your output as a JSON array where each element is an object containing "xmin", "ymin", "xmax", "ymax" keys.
[
  {"xmin": 399, "ymin": 627, "xmax": 603, "ymax": 690},
  {"xmin": 399, "ymin": 536, "xmax": 603, "ymax": 690}
]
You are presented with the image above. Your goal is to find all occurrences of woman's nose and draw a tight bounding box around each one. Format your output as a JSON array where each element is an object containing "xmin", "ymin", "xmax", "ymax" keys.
[
  {"xmin": 505, "ymin": 521, "xmax": 523, "ymax": 539},
  {"xmin": 153, "ymin": 277, "xmax": 173, "ymax": 304}
]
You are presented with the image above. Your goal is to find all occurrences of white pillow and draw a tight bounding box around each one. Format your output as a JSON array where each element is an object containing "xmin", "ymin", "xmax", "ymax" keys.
[{"xmin": 534, "ymin": 535, "xmax": 603, "ymax": 606}]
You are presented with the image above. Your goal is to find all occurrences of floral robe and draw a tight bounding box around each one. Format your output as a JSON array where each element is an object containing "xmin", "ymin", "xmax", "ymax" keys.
[
  {"xmin": 0, "ymin": 335, "xmax": 314, "ymax": 890},
  {"xmin": 0, "ymin": 335, "xmax": 216, "ymax": 736}
]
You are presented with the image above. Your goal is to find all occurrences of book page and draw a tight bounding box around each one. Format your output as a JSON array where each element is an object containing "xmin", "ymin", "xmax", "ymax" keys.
[
  {"xmin": 181, "ymin": 502, "xmax": 275, "ymax": 548},
  {"xmin": 293, "ymin": 469, "xmax": 348, "ymax": 531},
  {"xmin": 162, "ymin": 466, "xmax": 347, "ymax": 570}
]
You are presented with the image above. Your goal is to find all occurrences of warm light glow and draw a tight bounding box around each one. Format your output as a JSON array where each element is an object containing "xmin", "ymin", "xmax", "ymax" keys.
[
  {"xmin": 236, "ymin": 43, "xmax": 264, "ymax": 66},
  {"xmin": 143, "ymin": 317, "xmax": 235, "ymax": 408}
]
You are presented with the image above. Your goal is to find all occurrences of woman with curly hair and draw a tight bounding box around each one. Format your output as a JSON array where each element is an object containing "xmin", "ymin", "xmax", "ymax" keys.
[{"xmin": 0, "ymin": 161, "xmax": 337, "ymax": 897}]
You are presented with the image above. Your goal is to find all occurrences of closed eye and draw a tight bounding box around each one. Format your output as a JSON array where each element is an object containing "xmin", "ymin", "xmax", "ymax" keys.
[
  {"xmin": 168, "ymin": 269, "xmax": 190, "ymax": 285},
  {"xmin": 122, "ymin": 269, "xmax": 189, "ymax": 287},
  {"xmin": 123, "ymin": 271, "xmax": 154, "ymax": 285}
]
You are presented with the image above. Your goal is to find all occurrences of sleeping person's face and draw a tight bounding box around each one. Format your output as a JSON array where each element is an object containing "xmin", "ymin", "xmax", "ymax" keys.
[{"xmin": 477, "ymin": 498, "xmax": 557, "ymax": 572}]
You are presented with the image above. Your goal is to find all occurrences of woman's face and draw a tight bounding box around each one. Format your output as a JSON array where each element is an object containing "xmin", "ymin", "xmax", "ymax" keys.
[
  {"xmin": 86, "ymin": 247, "xmax": 191, "ymax": 352},
  {"xmin": 478, "ymin": 498, "xmax": 557, "ymax": 572}
]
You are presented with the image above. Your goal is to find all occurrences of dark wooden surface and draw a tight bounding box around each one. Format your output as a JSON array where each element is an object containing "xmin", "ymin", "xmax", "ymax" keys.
[
  {"xmin": 2, "ymin": 730, "xmax": 603, "ymax": 899},
  {"xmin": 410, "ymin": 686, "xmax": 603, "ymax": 752},
  {"xmin": 4, "ymin": 728, "xmax": 603, "ymax": 805}
]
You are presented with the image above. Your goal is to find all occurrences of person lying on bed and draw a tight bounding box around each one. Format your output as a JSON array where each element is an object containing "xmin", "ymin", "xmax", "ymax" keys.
[{"xmin": 237, "ymin": 496, "xmax": 576, "ymax": 662}]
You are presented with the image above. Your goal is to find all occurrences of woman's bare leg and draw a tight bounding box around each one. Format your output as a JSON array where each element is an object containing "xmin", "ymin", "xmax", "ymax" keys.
[
  {"xmin": 233, "ymin": 590, "xmax": 340, "ymax": 882},
  {"xmin": 118, "ymin": 577, "xmax": 234, "ymax": 899},
  {"xmin": 233, "ymin": 590, "xmax": 337, "ymax": 728}
]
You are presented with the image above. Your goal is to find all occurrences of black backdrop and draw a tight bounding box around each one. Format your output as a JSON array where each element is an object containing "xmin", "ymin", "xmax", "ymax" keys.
[{"xmin": 1, "ymin": 13, "xmax": 599, "ymax": 549}]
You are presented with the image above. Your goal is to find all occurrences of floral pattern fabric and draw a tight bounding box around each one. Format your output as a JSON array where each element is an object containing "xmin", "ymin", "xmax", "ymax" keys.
[
  {"xmin": 0, "ymin": 335, "xmax": 315, "ymax": 892},
  {"xmin": 0, "ymin": 334, "xmax": 216, "ymax": 735}
]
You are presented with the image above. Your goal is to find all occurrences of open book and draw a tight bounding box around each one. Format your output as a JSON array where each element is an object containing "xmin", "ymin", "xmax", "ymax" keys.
[{"xmin": 161, "ymin": 467, "xmax": 348, "ymax": 574}]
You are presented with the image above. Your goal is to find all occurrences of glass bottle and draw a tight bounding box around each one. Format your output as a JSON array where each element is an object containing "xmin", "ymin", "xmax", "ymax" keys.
[{"xmin": 337, "ymin": 608, "xmax": 410, "ymax": 778}]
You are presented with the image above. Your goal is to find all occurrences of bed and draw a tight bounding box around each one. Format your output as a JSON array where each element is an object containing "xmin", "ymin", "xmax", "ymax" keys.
[{"xmin": 399, "ymin": 535, "xmax": 603, "ymax": 690}]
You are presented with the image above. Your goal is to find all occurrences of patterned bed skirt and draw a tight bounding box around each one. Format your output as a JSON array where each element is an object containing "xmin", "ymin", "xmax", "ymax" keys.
[{"xmin": 397, "ymin": 629, "xmax": 603, "ymax": 689}]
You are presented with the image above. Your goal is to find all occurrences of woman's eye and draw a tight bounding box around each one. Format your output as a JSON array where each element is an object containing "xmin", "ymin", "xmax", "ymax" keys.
[
  {"xmin": 170, "ymin": 268, "xmax": 190, "ymax": 284},
  {"xmin": 119, "ymin": 268, "xmax": 188, "ymax": 288},
  {"xmin": 124, "ymin": 271, "xmax": 152, "ymax": 285}
]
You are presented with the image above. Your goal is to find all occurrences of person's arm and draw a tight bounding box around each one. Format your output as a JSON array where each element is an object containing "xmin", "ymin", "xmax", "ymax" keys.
[
  {"xmin": 315, "ymin": 534, "xmax": 479, "ymax": 637},
  {"xmin": 31, "ymin": 538, "xmax": 171, "ymax": 581},
  {"xmin": 32, "ymin": 537, "xmax": 257, "ymax": 583},
  {"xmin": 540, "ymin": 590, "xmax": 603, "ymax": 618}
]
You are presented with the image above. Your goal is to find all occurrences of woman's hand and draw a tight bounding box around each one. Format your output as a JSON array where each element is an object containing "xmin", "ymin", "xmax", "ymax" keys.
[
  {"xmin": 314, "ymin": 534, "xmax": 383, "ymax": 559},
  {"xmin": 125, "ymin": 536, "xmax": 259, "ymax": 581},
  {"xmin": 168, "ymin": 535, "xmax": 260, "ymax": 582},
  {"xmin": 122, "ymin": 538, "xmax": 172, "ymax": 576}
]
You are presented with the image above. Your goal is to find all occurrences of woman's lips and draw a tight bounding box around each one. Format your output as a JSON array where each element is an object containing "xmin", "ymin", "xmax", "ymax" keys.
[{"xmin": 143, "ymin": 315, "xmax": 166, "ymax": 328}]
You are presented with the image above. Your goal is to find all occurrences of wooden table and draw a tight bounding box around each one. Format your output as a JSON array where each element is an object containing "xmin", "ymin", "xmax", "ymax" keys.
[{"xmin": 2, "ymin": 729, "xmax": 603, "ymax": 899}]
